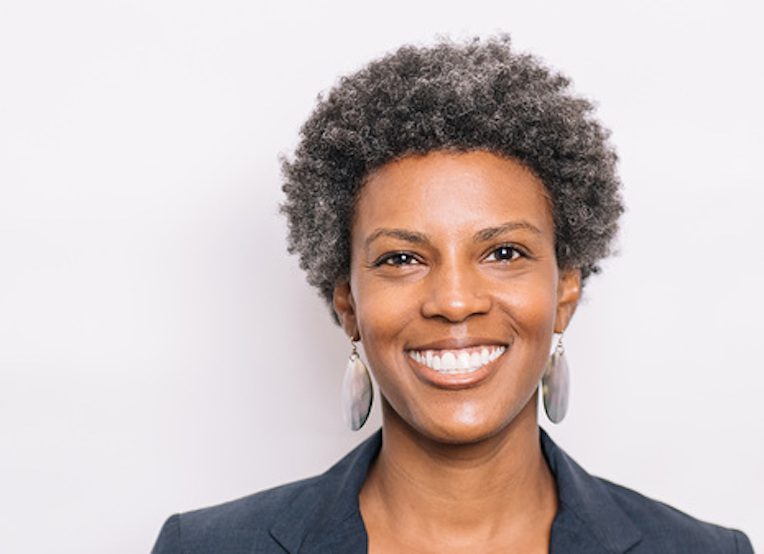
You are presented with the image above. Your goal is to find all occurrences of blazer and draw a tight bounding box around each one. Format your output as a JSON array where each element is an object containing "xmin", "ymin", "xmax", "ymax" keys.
[{"xmin": 151, "ymin": 428, "xmax": 753, "ymax": 553}]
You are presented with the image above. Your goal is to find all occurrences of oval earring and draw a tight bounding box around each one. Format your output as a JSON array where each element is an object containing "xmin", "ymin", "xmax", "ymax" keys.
[
  {"xmin": 542, "ymin": 335, "xmax": 570, "ymax": 424},
  {"xmin": 341, "ymin": 341, "xmax": 374, "ymax": 431}
]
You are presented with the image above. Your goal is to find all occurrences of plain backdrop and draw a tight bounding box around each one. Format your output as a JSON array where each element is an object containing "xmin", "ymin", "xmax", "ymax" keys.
[{"xmin": 1, "ymin": 1, "xmax": 762, "ymax": 552}]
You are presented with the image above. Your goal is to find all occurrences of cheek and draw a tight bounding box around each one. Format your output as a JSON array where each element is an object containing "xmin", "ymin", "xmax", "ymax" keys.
[
  {"xmin": 349, "ymin": 276, "xmax": 426, "ymax": 411},
  {"xmin": 499, "ymin": 271, "xmax": 559, "ymax": 331},
  {"xmin": 351, "ymin": 278, "xmax": 412, "ymax": 359}
]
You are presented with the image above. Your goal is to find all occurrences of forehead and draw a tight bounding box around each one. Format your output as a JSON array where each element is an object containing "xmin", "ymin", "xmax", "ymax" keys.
[{"xmin": 353, "ymin": 150, "xmax": 554, "ymax": 236}]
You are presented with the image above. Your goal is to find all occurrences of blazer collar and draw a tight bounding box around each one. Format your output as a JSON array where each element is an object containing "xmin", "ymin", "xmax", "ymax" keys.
[
  {"xmin": 541, "ymin": 428, "xmax": 642, "ymax": 552},
  {"xmin": 268, "ymin": 433, "xmax": 380, "ymax": 553},
  {"xmin": 269, "ymin": 428, "xmax": 642, "ymax": 553}
]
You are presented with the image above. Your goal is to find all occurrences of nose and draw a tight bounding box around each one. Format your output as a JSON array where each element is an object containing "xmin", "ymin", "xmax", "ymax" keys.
[{"xmin": 420, "ymin": 260, "xmax": 492, "ymax": 323}]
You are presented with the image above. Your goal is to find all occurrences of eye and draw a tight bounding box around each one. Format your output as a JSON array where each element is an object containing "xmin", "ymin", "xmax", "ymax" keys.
[
  {"xmin": 374, "ymin": 252, "xmax": 420, "ymax": 267},
  {"xmin": 485, "ymin": 244, "xmax": 525, "ymax": 263}
]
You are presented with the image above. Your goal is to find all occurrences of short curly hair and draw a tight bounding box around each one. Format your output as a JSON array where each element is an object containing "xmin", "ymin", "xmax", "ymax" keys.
[{"xmin": 281, "ymin": 35, "xmax": 623, "ymax": 322}]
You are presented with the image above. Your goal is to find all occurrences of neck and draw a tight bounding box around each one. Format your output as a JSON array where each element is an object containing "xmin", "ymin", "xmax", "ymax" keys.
[{"xmin": 359, "ymin": 394, "xmax": 557, "ymax": 548}]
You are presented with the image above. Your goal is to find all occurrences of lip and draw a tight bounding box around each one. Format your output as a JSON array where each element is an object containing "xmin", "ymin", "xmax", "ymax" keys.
[
  {"xmin": 408, "ymin": 337, "xmax": 508, "ymax": 351},
  {"xmin": 405, "ymin": 339, "xmax": 509, "ymax": 390}
]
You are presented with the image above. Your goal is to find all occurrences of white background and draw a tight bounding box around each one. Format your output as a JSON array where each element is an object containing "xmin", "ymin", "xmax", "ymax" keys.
[{"xmin": 1, "ymin": 1, "xmax": 762, "ymax": 552}]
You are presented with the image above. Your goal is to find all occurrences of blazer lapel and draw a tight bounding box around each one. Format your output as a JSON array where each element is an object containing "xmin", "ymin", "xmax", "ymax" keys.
[
  {"xmin": 268, "ymin": 431, "xmax": 381, "ymax": 553},
  {"xmin": 541, "ymin": 429, "xmax": 643, "ymax": 553}
]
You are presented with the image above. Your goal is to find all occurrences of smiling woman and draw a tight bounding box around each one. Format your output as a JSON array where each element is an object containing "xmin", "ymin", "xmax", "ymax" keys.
[
  {"xmin": 151, "ymin": 36, "xmax": 753, "ymax": 553},
  {"xmin": 334, "ymin": 152, "xmax": 576, "ymax": 451}
]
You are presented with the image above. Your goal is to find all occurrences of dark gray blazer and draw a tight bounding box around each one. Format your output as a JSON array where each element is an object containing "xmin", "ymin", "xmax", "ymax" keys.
[{"xmin": 151, "ymin": 429, "xmax": 753, "ymax": 553}]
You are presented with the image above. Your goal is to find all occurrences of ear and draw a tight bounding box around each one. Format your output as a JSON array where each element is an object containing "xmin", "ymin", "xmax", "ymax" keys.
[
  {"xmin": 554, "ymin": 268, "xmax": 582, "ymax": 334},
  {"xmin": 333, "ymin": 280, "xmax": 359, "ymax": 340}
]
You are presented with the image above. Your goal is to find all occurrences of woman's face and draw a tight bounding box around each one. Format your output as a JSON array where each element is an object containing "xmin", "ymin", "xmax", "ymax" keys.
[{"xmin": 334, "ymin": 150, "xmax": 580, "ymax": 444}]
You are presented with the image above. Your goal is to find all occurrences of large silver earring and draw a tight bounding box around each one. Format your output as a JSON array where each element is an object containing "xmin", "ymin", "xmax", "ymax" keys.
[
  {"xmin": 341, "ymin": 341, "xmax": 373, "ymax": 431},
  {"xmin": 542, "ymin": 335, "xmax": 569, "ymax": 423}
]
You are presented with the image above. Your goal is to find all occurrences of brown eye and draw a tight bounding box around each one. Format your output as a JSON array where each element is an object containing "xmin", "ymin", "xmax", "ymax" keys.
[
  {"xmin": 376, "ymin": 252, "xmax": 419, "ymax": 267},
  {"xmin": 486, "ymin": 245, "xmax": 523, "ymax": 262}
]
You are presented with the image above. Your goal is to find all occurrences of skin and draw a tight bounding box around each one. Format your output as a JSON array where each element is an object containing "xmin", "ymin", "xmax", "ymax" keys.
[{"xmin": 333, "ymin": 150, "xmax": 581, "ymax": 553}]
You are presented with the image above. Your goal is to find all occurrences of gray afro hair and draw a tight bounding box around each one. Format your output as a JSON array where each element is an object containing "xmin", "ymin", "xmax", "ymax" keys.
[{"xmin": 281, "ymin": 35, "xmax": 623, "ymax": 322}]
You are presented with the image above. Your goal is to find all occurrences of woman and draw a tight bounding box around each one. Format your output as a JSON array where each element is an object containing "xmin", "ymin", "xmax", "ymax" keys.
[{"xmin": 152, "ymin": 36, "xmax": 753, "ymax": 553}]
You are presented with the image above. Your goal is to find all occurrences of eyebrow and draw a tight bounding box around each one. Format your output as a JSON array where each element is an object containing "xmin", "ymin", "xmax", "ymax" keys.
[
  {"xmin": 364, "ymin": 221, "xmax": 543, "ymax": 250},
  {"xmin": 472, "ymin": 221, "xmax": 543, "ymax": 242},
  {"xmin": 364, "ymin": 228, "xmax": 430, "ymax": 250}
]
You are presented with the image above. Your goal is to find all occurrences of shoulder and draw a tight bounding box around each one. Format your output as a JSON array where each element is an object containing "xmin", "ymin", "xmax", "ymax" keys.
[
  {"xmin": 541, "ymin": 428, "xmax": 753, "ymax": 553},
  {"xmin": 184, "ymin": 475, "xmax": 324, "ymax": 537},
  {"xmin": 151, "ymin": 431, "xmax": 382, "ymax": 554},
  {"xmin": 595, "ymin": 477, "xmax": 753, "ymax": 553},
  {"xmin": 151, "ymin": 475, "xmax": 323, "ymax": 554}
]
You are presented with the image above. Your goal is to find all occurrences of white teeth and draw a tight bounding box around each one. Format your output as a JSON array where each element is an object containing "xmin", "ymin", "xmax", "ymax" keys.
[
  {"xmin": 407, "ymin": 345, "xmax": 507, "ymax": 375},
  {"xmin": 441, "ymin": 352, "xmax": 457, "ymax": 371}
]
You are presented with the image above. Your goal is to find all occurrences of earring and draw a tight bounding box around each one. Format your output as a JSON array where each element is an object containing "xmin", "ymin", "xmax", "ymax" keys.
[
  {"xmin": 542, "ymin": 335, "xmax": 569, "ymax": 424},
  {"xmin": 341, "ymin": 340, "xmax": 373, "ymax": 431}
]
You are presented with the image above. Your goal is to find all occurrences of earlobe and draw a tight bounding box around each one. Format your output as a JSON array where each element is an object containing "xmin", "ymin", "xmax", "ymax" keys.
[
  {"xmin": 554, "ymin": 268, "xmax": 582, "ymax": 334},
  {"xmin": 333, "ymin": 281, "xmax": 359, "ymax": 340}
]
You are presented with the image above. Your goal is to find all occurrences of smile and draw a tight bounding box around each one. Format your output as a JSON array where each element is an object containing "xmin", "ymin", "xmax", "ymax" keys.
[{"xmin": 407, "ymin": 345, "xmax": 507, "ymax": 374}]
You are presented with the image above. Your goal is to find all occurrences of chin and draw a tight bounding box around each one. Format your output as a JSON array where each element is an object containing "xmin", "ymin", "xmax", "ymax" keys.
[
  {"xmin": 411, "ymin": 409, "xmax": 517, "ymax": 446},
  {"xmin": 395, "ymin": 390, "xmax": 541, "ymax": 447},
  {"xmin": 427, "ymin": 426, "xmax": 499, "ymax": 446}
]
